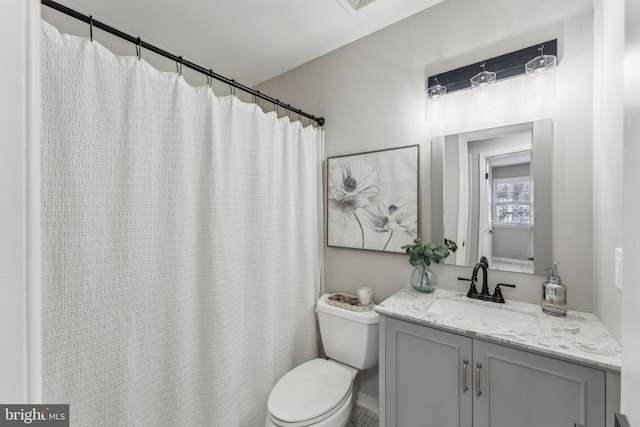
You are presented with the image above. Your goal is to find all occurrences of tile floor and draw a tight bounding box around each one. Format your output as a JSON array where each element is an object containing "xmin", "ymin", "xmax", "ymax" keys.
[{"xmin": 351, "ymin": 404, "xmax": 379, "ymax": 427}]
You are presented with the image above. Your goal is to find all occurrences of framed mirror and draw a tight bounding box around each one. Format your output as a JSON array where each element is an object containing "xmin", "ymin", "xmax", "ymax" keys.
[{"xmin": 431, "ymin": 119, "xmax": 552, "ymax": 275}]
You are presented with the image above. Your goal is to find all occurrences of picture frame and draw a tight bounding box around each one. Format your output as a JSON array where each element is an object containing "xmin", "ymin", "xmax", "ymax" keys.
[{"xmin": 327, "ymin": 145, "xmax": 420, "ymax": 253}]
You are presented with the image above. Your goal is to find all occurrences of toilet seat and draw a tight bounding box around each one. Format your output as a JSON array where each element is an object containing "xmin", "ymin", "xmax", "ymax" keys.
[{"xmin": 267, "ymin": 359, "xmax": 353, "ymax": 427}]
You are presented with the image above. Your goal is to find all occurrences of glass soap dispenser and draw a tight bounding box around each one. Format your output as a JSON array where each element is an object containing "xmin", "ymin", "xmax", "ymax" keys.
[{"xmin": 542, "ymin": 261, "xmax": 567, "ymax": 316}]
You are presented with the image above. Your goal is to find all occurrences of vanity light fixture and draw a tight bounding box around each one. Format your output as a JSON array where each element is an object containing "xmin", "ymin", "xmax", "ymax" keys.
[
  {"xmin": 525, "ymin": 44, "xmax": 557, "ymax": 74},
  {"xmin": 426, "ymin": 39, "xmax": 557, "ymax": 98},
  {"xmin": 470, "ymin": 62, "xmax": 496, "ymax": 88},
  {"xmin": 426, "ymin": 76, "xmax": 447, "ymax": 98}
]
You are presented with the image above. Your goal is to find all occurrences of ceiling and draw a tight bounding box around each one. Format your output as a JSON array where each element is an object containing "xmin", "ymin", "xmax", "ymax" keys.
[{"xmin": 48, "ymin": 0, "xmax": 444, "ymax": 87}]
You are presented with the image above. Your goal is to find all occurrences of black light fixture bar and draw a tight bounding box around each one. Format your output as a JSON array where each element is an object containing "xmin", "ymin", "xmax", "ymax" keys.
[
  {"xmin": 427, "ymin": 39, "xmax": 557, "ymax": 94},
  {"xmin": 41, "ymin": 0, "xmax": 325, "ymax": 127}
]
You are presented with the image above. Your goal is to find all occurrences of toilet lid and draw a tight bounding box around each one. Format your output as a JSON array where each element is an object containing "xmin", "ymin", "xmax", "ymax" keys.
[{"xmin": 268, "ymin": 359, "xmax": 352, "ymax": 424}]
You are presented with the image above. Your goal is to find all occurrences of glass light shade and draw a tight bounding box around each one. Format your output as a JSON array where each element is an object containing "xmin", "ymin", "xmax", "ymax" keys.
[
  {"xmin": 426, "ymin": 84, "xmax": 447, "ymax": 99},
  {"xmin": 470, "ymin": 70, "xmax": 496, "ymax": 88},
  {"xmin": 525, "ymin": 54, "xmax": 557, "ymax": 74}
]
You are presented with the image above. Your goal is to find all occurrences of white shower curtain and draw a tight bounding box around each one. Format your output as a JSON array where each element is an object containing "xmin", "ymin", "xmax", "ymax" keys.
[{"xmin": 40, "ymin": 21, "xmax": 322, "ymax": 426}]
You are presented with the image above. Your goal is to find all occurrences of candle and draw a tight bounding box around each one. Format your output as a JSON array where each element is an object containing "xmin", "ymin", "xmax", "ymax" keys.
[{"xmin": 357, "ymin": 287, "xmax": 373, "ymax": 306}]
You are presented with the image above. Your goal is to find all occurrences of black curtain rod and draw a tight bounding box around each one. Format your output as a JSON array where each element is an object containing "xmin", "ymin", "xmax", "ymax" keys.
[{"xmin": 41, "ymin": 0, "xmax": 325, "ymax": 127}]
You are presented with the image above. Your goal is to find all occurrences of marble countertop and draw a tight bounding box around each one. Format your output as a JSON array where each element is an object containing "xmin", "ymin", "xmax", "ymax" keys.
[{"xmin": 375, "ymin": 285, "xmax": 621, "ymax": 372}]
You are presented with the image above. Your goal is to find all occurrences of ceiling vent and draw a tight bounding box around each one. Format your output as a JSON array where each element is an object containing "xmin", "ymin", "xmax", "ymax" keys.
[{"xmin": 336, "ymin": 0, "xmax": 377, "ymax": 15}]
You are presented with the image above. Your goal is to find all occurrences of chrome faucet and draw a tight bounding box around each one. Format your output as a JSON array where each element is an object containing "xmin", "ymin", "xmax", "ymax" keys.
[{"xmin": 458, "ymin": 261, "xmax": 516, "ymax": 303}]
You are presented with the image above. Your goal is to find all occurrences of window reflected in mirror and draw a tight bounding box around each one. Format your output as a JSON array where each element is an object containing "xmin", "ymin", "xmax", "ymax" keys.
[{"xmin": 431, "ymin": 120, "xmax": 552, "ymax": 275}]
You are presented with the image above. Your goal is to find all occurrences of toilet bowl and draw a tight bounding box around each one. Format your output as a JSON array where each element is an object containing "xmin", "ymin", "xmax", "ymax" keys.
[
  {"xmin": 265, "ymin": 359, "xmax": 355, "ymax": 427},
  {"xmin": 265, "ymin": 294, "xmax": 379, "ymax": 427}
]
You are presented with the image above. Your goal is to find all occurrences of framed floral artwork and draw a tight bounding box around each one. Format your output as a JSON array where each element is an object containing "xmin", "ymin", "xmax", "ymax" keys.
[{"xmin": 327, "ymin": 145, "xmax": 420, "ymax": 253}]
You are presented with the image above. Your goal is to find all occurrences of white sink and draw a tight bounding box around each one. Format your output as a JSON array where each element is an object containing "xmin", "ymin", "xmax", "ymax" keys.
[{"xmin": 426, "ymin": 298, "xmax": 541, "ymax": 335}]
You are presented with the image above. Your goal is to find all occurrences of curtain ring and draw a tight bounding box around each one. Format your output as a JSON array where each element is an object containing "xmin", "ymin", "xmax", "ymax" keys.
[
  {"xmin": 229, "ymin": 80, "xmax": 236, "ymax": 96},
  {"xmin": 275, "ymin": 100, "xmax": 279, "ymax": 115},
  {"xmin": 208, "ymin": 70, "xmax": 213, "ymax": 88},
  {"xmin": 287, "ymin": 105, "xmax": 291, "ymax": 119},
  {"xmin": 176, "ymin": 56, "xmax": 183, "ymax": 76},
  {"xmin": 255, "ymin": 91, "xmax": 260, "ymax": 107},
  {"xmin": 136, "ymin": 37, "xmax": 142, "ymax": 60},
  {"xmin": 89, "ymin": 15, "xmax": 93, "ymax": 42}
]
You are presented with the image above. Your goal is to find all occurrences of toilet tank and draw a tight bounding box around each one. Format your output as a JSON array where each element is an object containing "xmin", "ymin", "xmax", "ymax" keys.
[{"xmin": 316, "ymin": 294, "xmax": 380, "ymax": 370}]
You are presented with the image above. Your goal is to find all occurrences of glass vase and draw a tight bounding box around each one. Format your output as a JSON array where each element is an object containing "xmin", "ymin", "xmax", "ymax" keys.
[{"xmin": 410, "ymin": 263, "xmax": 438, "ymax": 293}]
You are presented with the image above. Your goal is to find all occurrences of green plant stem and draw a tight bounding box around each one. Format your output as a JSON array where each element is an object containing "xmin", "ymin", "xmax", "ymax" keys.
[
  {"xmin": 423, "ymin": 264, "xmax": 431, "ymax": 286},
  {"xmin": 383, "ymin": 232, "xmax": 394, "ymax": 251},
  {"xmin": 354, "ymin": 212, "xmax": 365, "ymax": 249}
]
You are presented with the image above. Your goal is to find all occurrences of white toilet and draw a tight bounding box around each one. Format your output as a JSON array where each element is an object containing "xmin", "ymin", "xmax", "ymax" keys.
[{"xmin": 265, "ymin": 293, "xmax": 380, "ymax": 427}]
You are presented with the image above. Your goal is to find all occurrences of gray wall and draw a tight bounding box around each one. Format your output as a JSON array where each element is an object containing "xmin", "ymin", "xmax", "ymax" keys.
[
  {"xmin": 258, "ymin": 0, "xmax": 595, "ymax": 310},
  {"xmin": 593, "ymin": 0, "xmax": 625, "ymax": 353},
  {"xmin": 492, "ymin": 163, "xmax": 530, "ymax": 179},
  {"xmin": 621, "ymin": 0, "xmax": 640, "ymax": 422},
  {"xmin": 257, "ymin": 0, "xmax": 597, "ymax": 403},
  {"xmin": 493, "ymin": 227, "xmax": 531, "ymax": 261}
]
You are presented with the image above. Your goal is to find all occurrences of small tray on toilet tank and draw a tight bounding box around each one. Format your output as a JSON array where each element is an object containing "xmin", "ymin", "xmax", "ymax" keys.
[{"xmin": 327, "ymin": 293, "xmax": 374, "ymax": 312}]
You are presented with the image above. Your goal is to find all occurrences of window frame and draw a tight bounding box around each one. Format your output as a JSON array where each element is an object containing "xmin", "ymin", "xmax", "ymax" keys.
[{"xmin": 492, "ymin": 176, "xmax": 532, "ymax": 229}]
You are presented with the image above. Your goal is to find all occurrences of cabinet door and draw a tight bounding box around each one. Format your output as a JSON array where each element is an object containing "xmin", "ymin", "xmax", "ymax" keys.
[
  {"xmin": 385, "ymin": 317, "xmax": 473, "ymax": 427},
  {"xmin": 473, "ymin": 339, "xmax": 605, "ymax": 427}
]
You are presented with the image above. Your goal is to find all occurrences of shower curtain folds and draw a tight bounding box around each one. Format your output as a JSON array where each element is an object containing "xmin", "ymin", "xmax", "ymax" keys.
[
  {"xmin": 40, "ymin": 20, "xmax": 322, "ymax": 426},
  {"xmin": 41, "ymin": 0, "xmax": 325, "ymax": 127}
]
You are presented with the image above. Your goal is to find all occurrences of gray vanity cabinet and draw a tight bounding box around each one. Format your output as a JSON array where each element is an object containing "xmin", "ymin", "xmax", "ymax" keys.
[
  {"xmin": 472, "ymin": 339, "xmax": 604, "ymax": 427},
  {"xmin": 382, "ymin": 316, "xmax": 606, "ymax": 427},
  {"xmin": 383, "ymin": 316, "xmax": 473, "ymax": 426}
]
